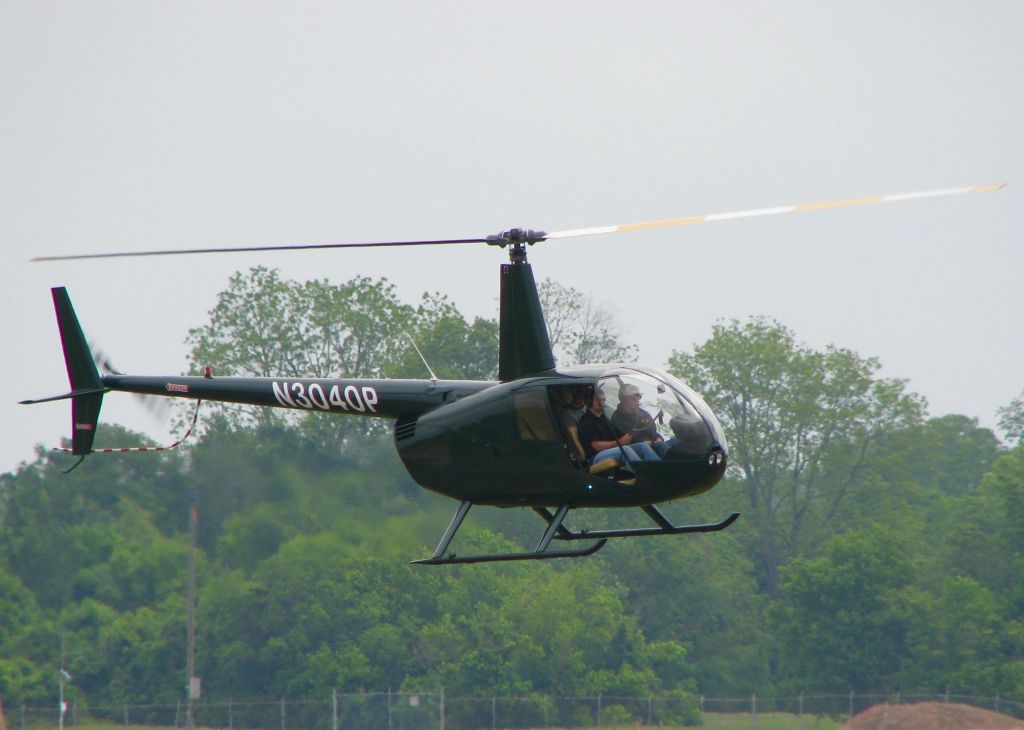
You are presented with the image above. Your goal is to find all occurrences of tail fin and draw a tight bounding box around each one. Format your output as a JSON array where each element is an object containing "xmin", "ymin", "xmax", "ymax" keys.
[
  {"xmin": 20, "ymin": 289, "xmax": 107, "ymax": 455},
  {"xmin": 52, "ymin": 287, "xmax": 105, "ymax": 455}
]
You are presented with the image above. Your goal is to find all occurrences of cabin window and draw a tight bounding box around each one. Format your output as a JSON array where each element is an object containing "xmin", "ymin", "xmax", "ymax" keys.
[{"xmin": 514, "ymin": 390, "xmax": 559, "ymax": 443}]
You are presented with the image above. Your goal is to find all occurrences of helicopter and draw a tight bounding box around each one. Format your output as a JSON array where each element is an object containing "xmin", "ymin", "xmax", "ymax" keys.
[{"xmin": 22, "ymin": 183, "xmax": 1005, "ymax": 564}]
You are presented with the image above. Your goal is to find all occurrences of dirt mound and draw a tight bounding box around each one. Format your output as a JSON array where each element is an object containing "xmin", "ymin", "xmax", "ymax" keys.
[{"xmin": 842, "ymin": 701, "xmax": 1023, "ymax": 730}]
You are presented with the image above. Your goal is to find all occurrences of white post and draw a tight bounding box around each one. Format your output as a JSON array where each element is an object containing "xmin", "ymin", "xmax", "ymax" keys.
[{"xmin": 58, "ymin": 668, "xmax": 72, "ymax": 730}]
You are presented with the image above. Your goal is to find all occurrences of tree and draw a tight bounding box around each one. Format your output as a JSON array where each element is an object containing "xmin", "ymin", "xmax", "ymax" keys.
[
  {"xmin": 770, "ymin": 527, "xmax": 918, "ymax": 692},
  {"xmin": 979, "ymin": 447, "xmax": 1024, "ymax": 611},
  {"xmin": 185, "ymin": 268, "xmax": 417, "ymax": 428},
  {"xmin": 998, "ymin": 389, "xmax": 1024, "ymax": 447},
  {"xmin": 603, "ymin": 531, "xmax": 768, "ymax": 694},
  {"xmin": 0, "ymin": 427, "xmax": 189, "ymax": 609},
  {"xmin": 394, "ymin": 292, "xmax": 498, "ymax": 380},
  {"xmin": 903, "ymin": 576, "xmax": 1001, "ymax": 693},
  {"xmin": 668, "ymin": 317, "xmax": 925, "ymax": 592},
  {"xmin": 538, "ymin": 278, "xmax": 636, "ymax": 366}
]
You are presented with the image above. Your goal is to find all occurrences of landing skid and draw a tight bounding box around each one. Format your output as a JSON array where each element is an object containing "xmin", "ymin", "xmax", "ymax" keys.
[
  {"xmin": 411, "ymin": 501, "xmax": 739, "ymax": 565},
  {"xmin": 539, "ymin": 504, "xmax": 740, "ymax": 540}
]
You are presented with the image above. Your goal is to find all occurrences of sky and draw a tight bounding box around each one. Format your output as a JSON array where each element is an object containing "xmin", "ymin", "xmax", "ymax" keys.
[{"xmin": 2, "ymin": 2, "xmax": 1021, "ymax": 474}]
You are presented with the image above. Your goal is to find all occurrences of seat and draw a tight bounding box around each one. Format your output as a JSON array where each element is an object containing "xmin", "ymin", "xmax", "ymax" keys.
[{"xmin": 588, "ymin": 457, "xmax": 621, "ymax": 474}]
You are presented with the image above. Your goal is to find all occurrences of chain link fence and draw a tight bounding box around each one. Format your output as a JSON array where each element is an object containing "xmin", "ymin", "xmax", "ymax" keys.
[{"xmin": 10, "ymin": 691, "xmax": 1024, "ymax": 730}]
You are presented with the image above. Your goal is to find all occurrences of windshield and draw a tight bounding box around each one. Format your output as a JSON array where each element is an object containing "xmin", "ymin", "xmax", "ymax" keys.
[
  {"xmin": 598, "ymin": 368, "xmax": 727, "ymax": 458},
  {"xmin": 642, "ymin": 367, "xmax": 728, "ymax": 453}
]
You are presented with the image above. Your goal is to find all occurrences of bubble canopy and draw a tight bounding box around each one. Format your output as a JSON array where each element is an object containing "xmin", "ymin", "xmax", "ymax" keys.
[{"xmin": 596, "ymin": 366, "xmax": 728, "ymax": 459}]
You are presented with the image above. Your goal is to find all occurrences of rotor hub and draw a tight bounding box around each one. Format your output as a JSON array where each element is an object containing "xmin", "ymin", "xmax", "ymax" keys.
[{"xmin": 485, "ymin": 228, "xmax": 547, "ymax": 263}]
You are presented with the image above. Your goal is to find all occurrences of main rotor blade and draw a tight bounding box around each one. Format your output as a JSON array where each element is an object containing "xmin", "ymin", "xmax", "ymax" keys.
[
  {"xmin": 32, "ymin": 237, "xmax": 490, "ymax": 262},
  {"xmin": 30, "ymin": 182, "xmax": 1008, "ymax": 262},
  {"xmin": 545, "ymin": 183, "xmax": 1008, "ymax": 240}
]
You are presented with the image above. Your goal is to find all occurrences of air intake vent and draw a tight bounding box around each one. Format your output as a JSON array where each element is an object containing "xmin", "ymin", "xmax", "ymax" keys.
[{"xmin": 394, "ymin": 414, "xmax": 419, "ymax": 442}]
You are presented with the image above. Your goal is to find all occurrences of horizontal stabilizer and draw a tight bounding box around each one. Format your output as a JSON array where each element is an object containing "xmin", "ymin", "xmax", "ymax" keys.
[{"xmin": 20, "ymin": 386, "xmax": 109, "ymax": 405}]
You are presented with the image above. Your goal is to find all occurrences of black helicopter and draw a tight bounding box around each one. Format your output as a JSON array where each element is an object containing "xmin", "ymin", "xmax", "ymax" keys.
[{"xmin": 24, "ymin": 183, "xmax": 1005, "ymax": 564}]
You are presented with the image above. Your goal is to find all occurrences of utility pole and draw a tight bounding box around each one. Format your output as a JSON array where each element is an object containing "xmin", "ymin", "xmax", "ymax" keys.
[
  {"xmin": 186, "ymin": 489, "xmax": 200, "ymax": 730},
  {"xmin": 58, "ymin": 638, "xmax": 71, "ymax": 730}
]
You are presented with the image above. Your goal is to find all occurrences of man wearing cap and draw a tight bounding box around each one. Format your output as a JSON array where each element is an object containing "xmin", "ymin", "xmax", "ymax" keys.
[{"xmin": 611, "ymin": 383, "xmax": 674, "ymax": 458}]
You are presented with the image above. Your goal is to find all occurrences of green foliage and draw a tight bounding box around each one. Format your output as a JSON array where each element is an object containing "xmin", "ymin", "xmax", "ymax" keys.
[
  {"xmin": 193, "ymin": 528, "xmax": 687, "ymax": 701},
  {"xmin": 902, "ymin": 576, "xmax": 1002, "ymax": 692},
  {"xmin": 0, "ymin": 567, "xmax": 39, "ymax": 651},
  {"xmin": 602, "ymin": 529, "xmax": 767, "ymax": 694},
  {"xmin": 668, "ymin": 317, "xmax": 924, "ymax": 593},
  {"xmin": 394, "ymin": 292, "xmax": 499, "ymax": 380},
  {"xmin": 771, "ymin": 527, "xmax": 918, "ymax": 692},
  {"xmin": 0, "ymin": 656, "xmax": 49, "ymax": 706},
  {"xmin": 998, "ymin": 389, "xmax": 1024, "ymax": 447}
]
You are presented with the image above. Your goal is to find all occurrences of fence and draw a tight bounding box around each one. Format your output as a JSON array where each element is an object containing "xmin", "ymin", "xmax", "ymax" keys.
[{"xmin": 11, "ymin": 691, "xmax": 1024, "ymax": 730}]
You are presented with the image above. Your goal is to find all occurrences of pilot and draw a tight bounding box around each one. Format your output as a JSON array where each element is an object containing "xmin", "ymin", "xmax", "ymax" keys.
[
  {"xmin": 611, "ymin": 383, "xmax": 675, "ymax": 458},
  {"xmin": 579, "ymin": 387, "xmax": 661, "ymax": 466}
]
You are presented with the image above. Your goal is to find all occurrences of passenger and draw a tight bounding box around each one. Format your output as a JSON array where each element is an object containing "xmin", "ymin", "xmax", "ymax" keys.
[
  {"xmin": 552, "ymin": 385, "xmax": 588, "ymax": 465},
  {"xmin": 579, "ymin": 387, "xmax": 661, "ymax": 467},
  {"xmin": 611, "ymin": 383, "xmax": 676, "ymax": 458}
]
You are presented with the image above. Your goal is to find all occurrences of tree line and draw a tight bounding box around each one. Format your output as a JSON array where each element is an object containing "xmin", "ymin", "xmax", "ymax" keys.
[{"xmin": 1, "ymin": 268, "xmax": 1022, "ymax": 715}]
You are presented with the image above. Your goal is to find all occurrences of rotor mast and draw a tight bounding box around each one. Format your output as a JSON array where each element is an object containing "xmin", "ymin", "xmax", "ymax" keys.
[{"xmin": 486, "ymin": 228, "xmax": 555, "ymax": 381}]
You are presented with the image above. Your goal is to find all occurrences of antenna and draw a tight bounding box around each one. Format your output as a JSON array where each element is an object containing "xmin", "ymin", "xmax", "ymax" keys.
[{"xmin": 404, "ymin": 329, "xmax": 438, "ymax": 382}]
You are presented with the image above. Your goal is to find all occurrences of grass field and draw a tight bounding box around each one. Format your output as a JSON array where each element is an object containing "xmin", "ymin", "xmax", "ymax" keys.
[
  {"xmin": 700, "ymin": 711, "xmax": 842, "ymax": 729},
  {"xmin": 10, "ymin": 715, "xmax": 844, "ymax": 730}
]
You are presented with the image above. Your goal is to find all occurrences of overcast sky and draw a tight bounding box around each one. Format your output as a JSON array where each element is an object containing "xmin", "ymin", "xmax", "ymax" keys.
[{"xmin": 3, "ymin": 1, "xmax": 1021, "ymax": 474}]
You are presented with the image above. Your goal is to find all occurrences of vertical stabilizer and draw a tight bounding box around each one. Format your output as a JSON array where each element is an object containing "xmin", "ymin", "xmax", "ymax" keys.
[
  {"xmin": 51, "ymin": 287, "xmax": 105, "ymax": 455},
  {"xmin": 498, "ymin": 252, "xmax": 555, "ymax": 382}
]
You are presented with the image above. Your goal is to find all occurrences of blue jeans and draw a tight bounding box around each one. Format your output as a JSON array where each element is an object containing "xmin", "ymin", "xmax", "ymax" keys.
[
  {"xmin": 650, "ymin": 437, "xmax": 679, "ymax": 458},
  {"xmin": 592, "ymin": 441, "xmax": 661, "ymax": 465}
]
